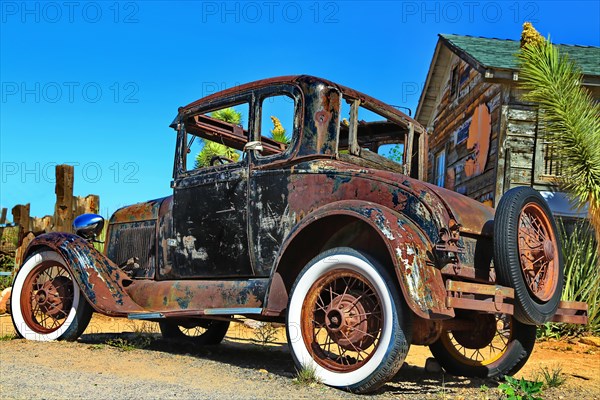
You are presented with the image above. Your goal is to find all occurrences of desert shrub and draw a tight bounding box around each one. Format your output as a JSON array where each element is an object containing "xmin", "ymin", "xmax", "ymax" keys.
[{"xmin": 538, "ymin": 219, "xmax": 599, "ymax": 338}]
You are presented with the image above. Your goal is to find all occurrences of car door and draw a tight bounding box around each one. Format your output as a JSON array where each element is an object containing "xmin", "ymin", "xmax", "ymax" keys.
[
  {"xmin": 170, "ymin": 98, "xmax": 254, "ymax": 279},
  {"xmin": 247, "ymin": 86, "xmax": 302, "ymax": 276},
  {"xmin": 171, "ymin": 159, "xmax": 252, "ymax": 278}
]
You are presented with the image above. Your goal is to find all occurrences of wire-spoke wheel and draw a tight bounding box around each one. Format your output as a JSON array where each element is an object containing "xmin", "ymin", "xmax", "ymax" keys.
[
  {"xmin": 287, "ymin": 247, "xmax": 411, "ymax": 393},
  {"xmin": 430, "ymin": 313, "xmax": 536, "ymax": 379},
  {"xmin": 302, "ymin": 269, "xmax": 383, "ymax": 372},
  {"xmin": 159, "ymin": 319, "xmax": 230, "ymax": 345},
  {"xmin": 517, "ymin": 203, "xmax": 560, "ymax": 302},
  {"xmin": 11, "ymin": 250, "xmax": 93, "ymax": 341},
  {"xmin": 494, "ymin": 187, "xmax": 564, "ymax": 325}
]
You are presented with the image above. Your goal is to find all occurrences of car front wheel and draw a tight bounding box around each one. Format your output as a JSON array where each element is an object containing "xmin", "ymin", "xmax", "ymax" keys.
[
  {"xmin": 10, "ymin": 250, "xmax": 93, "ymax": 341},
  {"xmin": 287, "ymin": 247, "xmax": 411, "ymax": 393}
]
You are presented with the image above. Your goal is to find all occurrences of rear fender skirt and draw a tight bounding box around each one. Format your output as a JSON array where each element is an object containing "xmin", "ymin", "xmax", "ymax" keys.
[{"xmin": 23, "ymin": 232, "xmax": 144, "ymax": 316}]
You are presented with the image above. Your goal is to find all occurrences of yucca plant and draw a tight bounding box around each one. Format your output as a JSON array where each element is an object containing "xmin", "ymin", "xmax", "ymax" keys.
[
  {"xmin": 270, "ymin": 116, "xmax": 290, "ymax": 145},
  {"xmin": 195, "ymin": 108, "xmax": 242, "ymax": 168},
  {"xmin": 211, "ymin": 107, "xmax": 242, "ymax": 123},
  {"xmin": 558, "ymin": 220, "xmax": 599, "ymax": 335},
  {"xmin": 517, "ymin": 23, "xmax": 600, "ymax": 247}
]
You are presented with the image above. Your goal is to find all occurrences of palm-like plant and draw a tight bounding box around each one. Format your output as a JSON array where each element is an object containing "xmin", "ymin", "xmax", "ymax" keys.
[
  {"xmin": 270, "ymin": 116, "xmax": 290, "ymax": 145},
  {"xmin": 517, "ymin": 23, "xmax": 600, "ymax": 242},
  {"xmin": 195, "ymin": 108, "xmax": 242, "ymax": 168}
]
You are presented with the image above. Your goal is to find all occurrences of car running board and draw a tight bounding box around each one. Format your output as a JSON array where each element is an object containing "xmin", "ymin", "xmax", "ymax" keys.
[{"xmin": 127, "ymin": 307, "xmax": 263, "ymax": 320}]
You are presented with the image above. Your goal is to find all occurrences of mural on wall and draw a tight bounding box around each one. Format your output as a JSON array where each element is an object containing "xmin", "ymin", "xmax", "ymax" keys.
[
  {"xmin": 446, "ymin": 102, "xmax": 492, "ymax": 194},
  {"xmin": 465, "ymin": 103, "xmax": 492, "ymax": 178}
]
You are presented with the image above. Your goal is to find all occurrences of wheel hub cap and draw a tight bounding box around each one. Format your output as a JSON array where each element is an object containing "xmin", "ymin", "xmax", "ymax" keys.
[
  {"xmin": 36, "ymin": 276, "xmax": 73, "ymax": 319},
  {"xmin": 543, "ymin": 239, "xmax": 555, "ymax": 261},
  {"xmin": 324, "ymin": 291, "xmax": 378, "ymax": 351}
]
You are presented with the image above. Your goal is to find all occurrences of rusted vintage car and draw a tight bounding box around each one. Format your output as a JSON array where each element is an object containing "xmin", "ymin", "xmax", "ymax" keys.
[{"xmin": 10, "ymin": 76, "xmax": 587, "ymax": 393}]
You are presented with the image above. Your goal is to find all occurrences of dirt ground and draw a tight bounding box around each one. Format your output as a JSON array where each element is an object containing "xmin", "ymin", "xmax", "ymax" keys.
[{"xmin": 0, "ymin": 313, "xmax": 598, "ymax": 399}]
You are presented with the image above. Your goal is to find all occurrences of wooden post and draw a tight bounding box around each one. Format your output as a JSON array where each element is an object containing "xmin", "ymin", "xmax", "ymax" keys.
[
  {"xmin": 15, "ymin": 232, "xmax": 35, "ymax": 268},
  {"xmin": 32, "ymin": 215, "xmax": 54, "ymax": 234},
  {"xmin": 54, "ymin": 164, "xmax": 74, "ymax": 233},
  {"xmin": 75, "ymin": 194, "xmax": 100, "ymax": 217},
  {"xmin": 0, "ymin": 208, "xmax": 7, "ymax": 247},
  {"xmin": 11, "ymin": 204, "xmax": 30, "ymax": 246},
  {"xmin": 12, "ymin": 204, "xmax": 31, "ymax": 267}
]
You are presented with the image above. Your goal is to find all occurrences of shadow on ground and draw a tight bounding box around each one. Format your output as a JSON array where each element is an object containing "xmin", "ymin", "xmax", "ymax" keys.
[{"xmin": 78, "ymin": 332, "xmax": 497, "ymax": 396}]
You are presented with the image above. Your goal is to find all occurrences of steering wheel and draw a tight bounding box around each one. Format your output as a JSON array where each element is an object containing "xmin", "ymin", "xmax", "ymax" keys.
[{"xmin": 210, "ymin": 156, "xmax": 235, "ymax": 166}]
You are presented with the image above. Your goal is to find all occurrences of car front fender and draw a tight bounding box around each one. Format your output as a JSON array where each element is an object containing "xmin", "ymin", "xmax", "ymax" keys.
[{"xmin": 23, "ymin": 232, "xmax": 144, "ymax": 316}]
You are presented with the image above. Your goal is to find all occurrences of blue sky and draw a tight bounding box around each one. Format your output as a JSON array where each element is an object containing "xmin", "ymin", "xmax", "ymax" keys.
[{"xmin": 1, "ymin": 1, "xmax": 599, "ymax": 218}]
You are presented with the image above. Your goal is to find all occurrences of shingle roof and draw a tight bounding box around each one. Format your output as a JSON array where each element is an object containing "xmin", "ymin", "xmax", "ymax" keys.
[{"xmin": 440, "ymin": 34, "xmax": 600, "ymax": 77}]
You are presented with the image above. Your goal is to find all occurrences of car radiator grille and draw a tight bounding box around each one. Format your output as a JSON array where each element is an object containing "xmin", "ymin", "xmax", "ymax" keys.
[{"xmin": 107, "ymin": 221, "xmax": 156, "ymax": 278}]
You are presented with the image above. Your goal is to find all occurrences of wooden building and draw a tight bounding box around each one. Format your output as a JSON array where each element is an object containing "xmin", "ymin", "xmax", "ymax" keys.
[{"xmin": 415, "ymin": 34, "xmax": 599, "ymax": 216}]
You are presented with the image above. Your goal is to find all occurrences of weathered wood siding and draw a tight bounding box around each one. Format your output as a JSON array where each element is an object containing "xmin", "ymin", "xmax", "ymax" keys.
[
  {"xmin": 425, "ymin": 50, "xmax": 599, "ymax": 208},
  {"xmin": 495, "ymin": 82, "xmax": 592, "ymax": 196},
  {"xmin": 427, "ymin": 56, "xmax": 502, "ymax": 206}
]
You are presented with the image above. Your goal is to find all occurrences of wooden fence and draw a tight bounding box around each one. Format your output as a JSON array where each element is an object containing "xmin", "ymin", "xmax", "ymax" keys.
[{"xmin": 2, "ymin": 164, "xmax": 99, "ymax": 267}]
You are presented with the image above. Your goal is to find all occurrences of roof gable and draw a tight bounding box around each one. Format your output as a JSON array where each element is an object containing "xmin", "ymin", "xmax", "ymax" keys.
[
  {"xmin": 440, "ymin": 34, "xmax": 600, "ymax": 77},
  {"xmin": 416, "ymin": 34, "xmax": 600, "ymax": 127}
]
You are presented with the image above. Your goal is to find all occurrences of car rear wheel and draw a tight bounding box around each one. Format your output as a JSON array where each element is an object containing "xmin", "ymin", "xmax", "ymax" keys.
[
  {"xmin": 159, "ymin": 319, "xmax": 230, "ymax": 345},
  {"xmin": 287, "ymin": 247, "xmax": 411, "ymax": 393},
  {"xmin": 10, "ymin": 250, "xmax": 93, "ymax": 341},
  {"xmin": 494, "ymin": 187, "xmax": 564, "ymax": 325},
  {"xmin": 429, "ymin": 313, "xmax": 536, "ymax": 379}
]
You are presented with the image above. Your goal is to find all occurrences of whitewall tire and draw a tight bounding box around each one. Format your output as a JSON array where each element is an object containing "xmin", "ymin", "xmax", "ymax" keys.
[
  {"xmin": 286, "ymin": 247, "xmax": 411, "ymax": 393},
  {"xmin": 11, "ymin": 250, "xmax": 93, "ymax": 341}
]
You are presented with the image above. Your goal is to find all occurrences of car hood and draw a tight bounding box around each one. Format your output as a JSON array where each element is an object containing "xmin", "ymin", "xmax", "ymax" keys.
[{"xmin": 109, "ymin": 196, "xmax": 172, "ymax": 224}]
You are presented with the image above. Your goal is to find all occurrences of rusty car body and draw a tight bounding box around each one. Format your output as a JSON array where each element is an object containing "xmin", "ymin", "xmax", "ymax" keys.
[{"xmin": 11, "ymin": 76, "xmax": 587, "ymax": 393}]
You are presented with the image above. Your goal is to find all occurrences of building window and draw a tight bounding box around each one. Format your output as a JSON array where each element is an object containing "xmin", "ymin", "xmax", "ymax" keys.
[
  {"xmin": 450, "ymin": 65, "xmax": 460, "ymax": 98},
  {"xmin": 543, "ymin": 143, "xmax": 563, "ymax": 177},
  {"xmin": 435, "ymin": 150, "xmax": 446, "ymax": 187}
]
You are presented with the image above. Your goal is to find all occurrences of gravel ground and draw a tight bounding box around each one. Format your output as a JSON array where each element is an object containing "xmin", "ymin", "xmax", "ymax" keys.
[{"xmin": 0, "ymin": 315, "xmax": 599, "ymax": 400}]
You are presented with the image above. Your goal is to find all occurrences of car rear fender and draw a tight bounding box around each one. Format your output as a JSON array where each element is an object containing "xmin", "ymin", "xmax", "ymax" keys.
[
  {"xmin": 23, "ymin": 232, "xmax": 144, "ymax": 316},
  {"xmin": 266, "ymin": 200, "xmax": 453, "ymax": 320}
]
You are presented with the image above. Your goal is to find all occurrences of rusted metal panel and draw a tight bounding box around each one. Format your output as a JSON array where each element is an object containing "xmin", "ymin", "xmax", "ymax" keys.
[
  {"xmin": 170, "ymin": 161, "xmax": 252, "ymax": 278},
  {"xmin": 106, "ymin": 221, "xmax": 156, "ymax": 278},
  {"xmin": 109, "ymin": 197, "xmax": 166, "ymax": 224},
  {"xmin": 447, "ymin": 280, "xmax": 514, "ymax": 297},
  {"xmin": 265, "ymin": 200, "xmax": 453, "ymax": 320},
  {"xmin": 24, "ymin": 232, "xmax": 144, "ymax": 316},
  {"xmin": 126, "ymin": 278, "xmax": 267, "ymax": 312},
  {"xmin": 176, "ymin": 75, "xmax": 424, "ymax": 135},
  {"xmin": 412, "ymin": 317, "xmax": 443, "ymax": 345},
  {"xmin": 105, "ymin": 197, "xmax": 171, "ymax": 279},
  {"xmin": 157, "ymin": 195, "xmax": 174, "ymax": 277},
  {"xmin": 447, "ymin": 297, "xmax": 513, "ymax": 314},
  {"xmin": 297, "ymin": 77, "xmax": 341, "ymax": 157},
  {"xmin": 186, "ymin": 114, "xmax": 284, "ymax": 156},
  {"xmin": 446, "ymin": 279, "xmax": 514, "ymax": 315}
]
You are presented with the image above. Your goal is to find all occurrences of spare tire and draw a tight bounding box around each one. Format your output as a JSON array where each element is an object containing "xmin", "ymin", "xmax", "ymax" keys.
[{"xmin": 493, "ymin": 187, "xmax": 563, "ymax": 325}]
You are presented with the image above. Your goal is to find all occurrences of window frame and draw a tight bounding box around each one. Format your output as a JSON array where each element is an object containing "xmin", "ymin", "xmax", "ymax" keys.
[
  {"xmin": 174, "ymin": 94, "xmax": 254, "ymax": 180},
  {"xmin": 434, "ymin": 149, "xmax": 446, "ymax": 187},
  {"xmin": 249, "ymin": 84, "xmax": 303, "ymax": 166}
]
